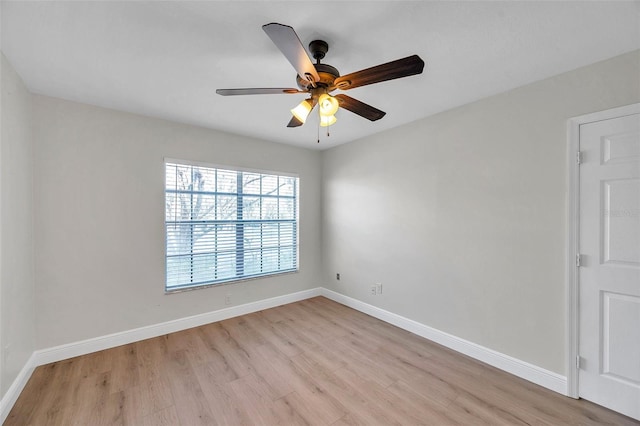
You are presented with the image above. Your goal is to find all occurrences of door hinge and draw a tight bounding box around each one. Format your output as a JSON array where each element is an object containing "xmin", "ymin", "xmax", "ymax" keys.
[
  {"xmin": 576, "ymin": 253, "xmax": 582, "ymax": 267},
  {"xmin": 576, "ymin": 151, "xmax": 582, "ymax": 165},
  {"xmin": 576, "ymin": 355, "xmax": 582, "ymax": 370}
]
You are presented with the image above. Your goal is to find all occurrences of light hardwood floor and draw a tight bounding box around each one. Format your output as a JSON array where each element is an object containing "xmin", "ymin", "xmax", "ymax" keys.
[{"xmin": 5, "ymin": 296, "xmax": 639, "ymax": 425}]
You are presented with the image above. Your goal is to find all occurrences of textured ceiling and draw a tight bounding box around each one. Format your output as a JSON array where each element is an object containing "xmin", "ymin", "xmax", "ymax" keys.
[{"xmin": 2, "ymin": 1, "xmax": 639, "ymax": 149}]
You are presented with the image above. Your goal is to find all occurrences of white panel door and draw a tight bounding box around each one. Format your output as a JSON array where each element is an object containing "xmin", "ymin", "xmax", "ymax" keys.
[{"xmin": 579, "ymin": 112, "xmax": 640, "ymax": 420}]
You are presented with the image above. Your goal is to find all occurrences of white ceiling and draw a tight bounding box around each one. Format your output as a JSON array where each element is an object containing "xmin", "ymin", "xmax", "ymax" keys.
[{"xmin": 2, "ymin": 1, "xmax": 639, "ymax": 150}]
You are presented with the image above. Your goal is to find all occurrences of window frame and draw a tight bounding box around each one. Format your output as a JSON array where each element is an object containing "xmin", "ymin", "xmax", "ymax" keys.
[{"xmin": 164, "ymin": 158, "xmax": 300, "ymax": 293}]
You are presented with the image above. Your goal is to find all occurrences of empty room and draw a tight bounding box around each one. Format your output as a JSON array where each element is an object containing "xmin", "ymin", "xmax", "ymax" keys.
[{"xmin": 1, "ymin": 1, "xmax": 639, "ymax": 424}]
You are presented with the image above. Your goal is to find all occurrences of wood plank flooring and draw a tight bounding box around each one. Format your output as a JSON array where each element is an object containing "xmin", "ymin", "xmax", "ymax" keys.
[{"xmin": 5, "ymin": 296, "xmax": 639, "ymax": 425}]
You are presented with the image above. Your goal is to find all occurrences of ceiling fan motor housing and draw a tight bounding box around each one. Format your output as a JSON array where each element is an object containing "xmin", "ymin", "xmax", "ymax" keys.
[{"xmin": 297, "ymin": 63, "xmax": 340, "ymax": 90}]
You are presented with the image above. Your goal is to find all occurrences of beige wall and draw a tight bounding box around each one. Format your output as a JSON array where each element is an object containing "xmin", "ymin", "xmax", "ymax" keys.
[
  {"xmin": 33, "ymin": 96, "xmax": 323, "ymax": 349},
  {"xmin": 321, "ymin": 50, "xmax": 640, "ymax": 375},
  {"xmin": 0, "ymin": 53, "xmax": 35, "ymax": 396},
  {"xmin": 3, "ymin": 44, "xmax": 639, "ymax": 393}
]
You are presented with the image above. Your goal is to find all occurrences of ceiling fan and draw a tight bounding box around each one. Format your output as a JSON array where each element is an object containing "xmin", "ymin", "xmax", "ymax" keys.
[{"xmin": 216, "ymin": 23, "xmax": 425, "ymax": 129}]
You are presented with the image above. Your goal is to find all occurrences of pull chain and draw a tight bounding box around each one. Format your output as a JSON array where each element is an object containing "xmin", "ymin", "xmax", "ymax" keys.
[{"xmin": 316, "ymin": 106, "xmax": 334, "ymax": 142}]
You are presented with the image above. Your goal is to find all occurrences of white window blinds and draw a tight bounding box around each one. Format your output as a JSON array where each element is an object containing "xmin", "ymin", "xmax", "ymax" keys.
[{"xmin": 165, "ymin": 161, "xmax": 299, "ymax": 291}]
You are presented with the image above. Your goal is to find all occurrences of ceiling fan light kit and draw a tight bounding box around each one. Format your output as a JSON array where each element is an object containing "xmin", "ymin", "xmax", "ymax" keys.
[{"xmin": 216, "ymin": 22, "xmax": 425, "ymax": 142}]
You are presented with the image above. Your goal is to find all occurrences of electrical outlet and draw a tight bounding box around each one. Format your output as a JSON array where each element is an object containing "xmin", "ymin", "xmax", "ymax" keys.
[
  {"xmin": 225, "ymin": 293, "xmax": 232, "ymax": 305},
  {"xmin": 336, "ymin": 273, "xmax": 340, "ymax": 280},
  {"xmin": 376, "ymin": 283, "xmax": 382, "ymax": 294},
  {"xmin": 370, "ymin": 285, "xmax": 377, "ymax": 295}
]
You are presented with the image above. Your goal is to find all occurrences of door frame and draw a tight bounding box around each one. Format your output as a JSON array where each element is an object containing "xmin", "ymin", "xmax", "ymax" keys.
[{"xmin": 566, "ymin": 103, "xmax": 640, "ymax": 398}]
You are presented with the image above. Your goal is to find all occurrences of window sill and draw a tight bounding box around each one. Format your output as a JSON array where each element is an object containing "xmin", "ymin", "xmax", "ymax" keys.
[{"xmin": 164, "ymin": 269, "xmax": 299, "ymax": 295}]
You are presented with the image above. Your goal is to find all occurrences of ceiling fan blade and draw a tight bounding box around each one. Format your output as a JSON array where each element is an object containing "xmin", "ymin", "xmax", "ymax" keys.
[
  {"xmin": 216, "ymin": 88, "xmax": 305, "ymax": 96},
  {"xmin": 287, "ymin": 116, "xmax": 304, "ymax": 127},
  {"xmin": 333, "ymin": 55, "xmax": 425, "ymax": 90},
  {"xmin": 334, "ymin": 94, "xmax": 386, "ymax": 121},
  {"xmin": 262, "ymin": 23, "xmax": 320, "ymax": 84}
]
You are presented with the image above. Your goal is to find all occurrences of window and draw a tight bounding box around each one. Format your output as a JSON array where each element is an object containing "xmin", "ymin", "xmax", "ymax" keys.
[{"xmin": 165, "ymin": 161, "xmax": 299, "ymax": 292}]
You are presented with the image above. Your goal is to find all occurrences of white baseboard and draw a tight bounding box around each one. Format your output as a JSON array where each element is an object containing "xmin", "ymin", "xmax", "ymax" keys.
[
  {"xmin": 34, "ymin": 287, "xmax": 322, "ymax": 366},
  {"xmin": 0, "ymin": 353, "xmax": 36, "ymax": 425},
  {"xmin": 1, "ymin": 287, "xmax": 321, "ymax": 423},
  {"xmin": 2, "ymin": 285, "xmax": 569, "ymax": 423},
  {"xmin": 321, "ymin": 288, "xmax": 567, "ymax": 395}
]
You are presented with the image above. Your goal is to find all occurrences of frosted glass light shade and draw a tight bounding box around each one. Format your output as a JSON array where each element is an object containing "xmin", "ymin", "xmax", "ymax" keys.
[
  {"xmin": 318, "ymin": 94, "xmax": 339, "ymax": 117},
  {"xmin": 320, "ymin": 114, "xmax": 337, "ymax": 127},
  {"xmin": 291, "ymin": 99, "xmax": 313, "ymax": 123}
]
